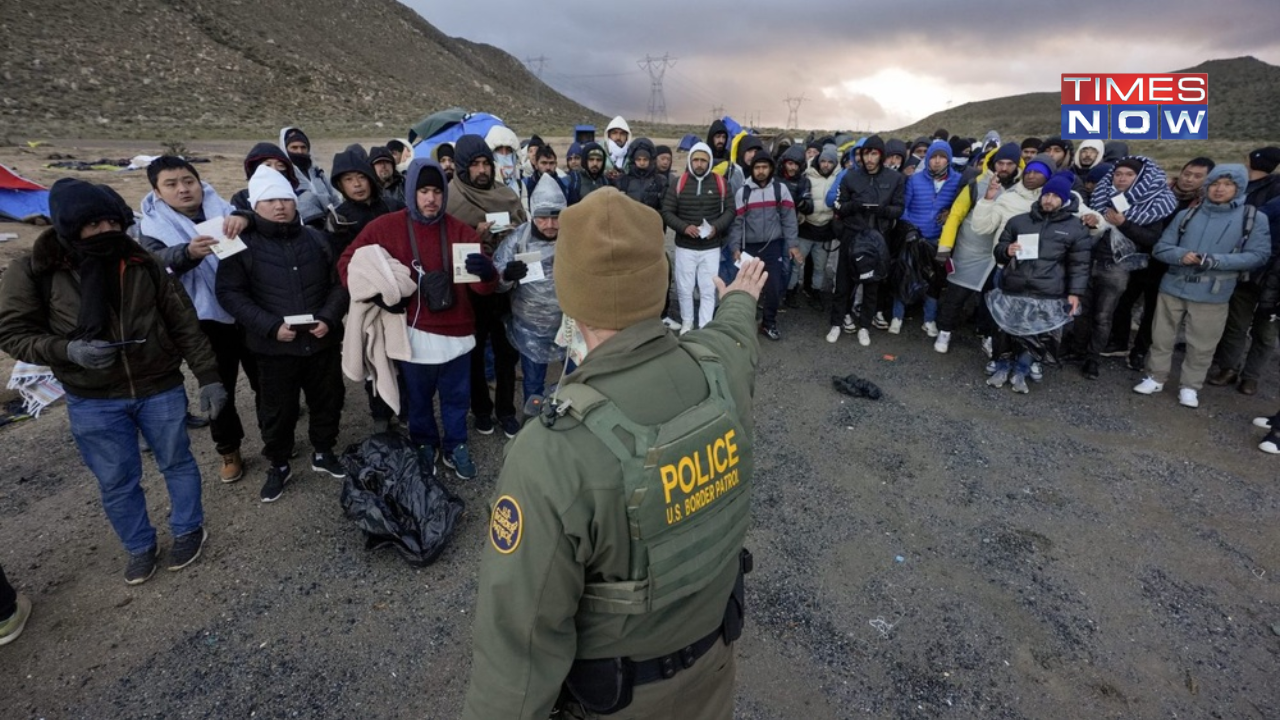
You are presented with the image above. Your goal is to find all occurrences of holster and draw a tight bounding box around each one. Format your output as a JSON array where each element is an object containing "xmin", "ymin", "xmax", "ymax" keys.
[
  {"xmin": 563, "ymin": 657, "xmax": 635, "ymax": 715},
  {"xmin": 723, "ymin": 548, "xmax": 752, "ymax": 644}
]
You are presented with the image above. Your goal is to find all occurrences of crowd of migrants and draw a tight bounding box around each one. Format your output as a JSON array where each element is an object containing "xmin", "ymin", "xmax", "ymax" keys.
[{"xmin": 0, "ymin": 117, "xmax": 1277, "ymax": 598}]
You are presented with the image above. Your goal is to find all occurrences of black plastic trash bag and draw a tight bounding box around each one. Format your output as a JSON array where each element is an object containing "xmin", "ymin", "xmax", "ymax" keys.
[
  {"xmin": 891, "ymin": 227, "xmax": 937, "ymax": 306},
  {"xmin": 339, "ymin": 433, "xmax": 465, "ymax": 566}
]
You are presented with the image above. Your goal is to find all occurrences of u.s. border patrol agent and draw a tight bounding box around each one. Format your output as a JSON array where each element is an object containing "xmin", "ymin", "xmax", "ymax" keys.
[{"xmin": 462, "ymin": 187, "xmax": 765, "ymax": 720}]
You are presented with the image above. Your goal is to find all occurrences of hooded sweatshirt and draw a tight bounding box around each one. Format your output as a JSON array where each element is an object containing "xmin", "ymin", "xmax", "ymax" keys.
[
  {"xmin": 903, "ymin": 140, "xmax": 963, "ymax": 240},
  {"xmin": 231, "ymin": 142, "xmax": 327, "ymax": 226},
  {"xmin": 776, "ymin": 144, "xmax": 814, "ymax": 217},
  {"xmin": 801, "ymin": 151, "xmax": 839, "ymax": 235},
  {"xmin": 330, "ymin": 144, "xmax": 406, "ymax": 254},
  {"xmin": 615, "ymin": 138, "xmax": 667, "ymax": 211},
  {"xmin": 661, "ymin": 142, "xmax": 735, "ymax": 251},
  {"xmin": 448, "ymin": 134, "xmax": 529, "ymax": 255},
  {"xmin": 484, "ymin": 125, "xmax": 524, "ymax": 198},
  {"xmin": 279, "ymin": 126, "xmax": 337, "ymax": 209},
  {"xmin": 493, "ymin": 173, "xmax": 567, "ymax": 363},
  {"xmin": 574, "ymin": 142, "xmax": 612, "ymax": 199},
  {"xmin": 706, "ymin": 119, "xmax": 731, "ymax": 163},
  {"xmin": 1073, "ymin": 139, "xmax": 1105, "ymax": 174},
  {"xmin": 605, "ymin": 116, "xmax": 632, "ymax": 174},
  {"xmin": 1154, "ymin": 164, "xmax": 1271, "ymax": 303},
  {"xmin": 337, "ymin": 158, "xmax": 496, "ymax": 338},
  {"xmin": 727, "ymin": 162, "xmax": 799, "ymax": 255}
]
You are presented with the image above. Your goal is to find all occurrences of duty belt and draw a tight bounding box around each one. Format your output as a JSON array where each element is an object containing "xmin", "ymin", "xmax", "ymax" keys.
[{"xmin": 631, "ymin": 624, "xmax": 725, "ymax": 686}]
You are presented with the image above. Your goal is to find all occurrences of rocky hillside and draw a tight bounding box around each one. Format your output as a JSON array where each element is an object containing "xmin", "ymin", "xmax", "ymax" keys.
[
  {"xmin": 0, "ymin": 0, "xmax": 606, "ymax": 139},
  {"xmin": 890, "ymin": 56, "xmax": 1280, "ymax": 142}
]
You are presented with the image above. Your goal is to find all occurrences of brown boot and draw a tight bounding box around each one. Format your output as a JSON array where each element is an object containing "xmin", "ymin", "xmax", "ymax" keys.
[
  {"xmin": 1239, "ymin": 378, "xmax": 1259, "ymax": 396},
  {"xmin": 1206, "ymin": 367, "xmax": 1238, "ymax": 386},
  {"xmin": 219, "ymin": 450, "xmax": 244, "ymax": 484}
]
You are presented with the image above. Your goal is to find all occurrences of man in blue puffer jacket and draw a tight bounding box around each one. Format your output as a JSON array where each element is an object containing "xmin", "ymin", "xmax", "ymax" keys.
[
  {"xmin": 1134, "ymin": 164, "xmax": 1271, "ymax": 409},
  {"xmin": 896, "ymin": 140, "xmax": 962, "ymax": 335}
]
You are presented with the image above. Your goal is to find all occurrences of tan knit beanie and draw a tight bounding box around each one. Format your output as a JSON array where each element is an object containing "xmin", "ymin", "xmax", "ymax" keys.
[{"xmin": 555, "ymin": 187, "xmax": 669, "ymax": 330}]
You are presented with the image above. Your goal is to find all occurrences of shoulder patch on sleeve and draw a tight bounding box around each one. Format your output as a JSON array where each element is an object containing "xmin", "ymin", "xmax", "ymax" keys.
[{"xmin": 490, "ymin": 495, "xmax": 523, "ymax": 554}]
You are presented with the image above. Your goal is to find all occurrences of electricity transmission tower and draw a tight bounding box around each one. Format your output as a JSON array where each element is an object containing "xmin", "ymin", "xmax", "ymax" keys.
[
  {"xmin": 524, "ymin": 55, "xmax": 549, "ymax": 103},
  {"xmin": 784, "ymin": 95, "xmax": 806, "ymax": 130},
  {"xmin": 637, "ymin": 53, "xmax": 676, "ymax": 124},
  {"xmin": 710, "ymin": 105, "xmax": 725, "ymax": 123}
]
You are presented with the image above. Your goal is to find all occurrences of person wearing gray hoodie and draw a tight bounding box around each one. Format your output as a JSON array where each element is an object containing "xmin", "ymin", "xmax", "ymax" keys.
[
  {"xmin": 281, "ymin": 126, "xmax": 337, "ymax": 210},
  {"xmin": 1134, "ymin": 164, "xmax": 1271, "ymax": 408}
]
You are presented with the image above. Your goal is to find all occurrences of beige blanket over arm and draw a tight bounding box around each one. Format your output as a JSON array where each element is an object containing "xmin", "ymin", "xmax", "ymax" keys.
[{"xmin": 342, "ymin": 245, "xmax": 416, "ymax": 415}]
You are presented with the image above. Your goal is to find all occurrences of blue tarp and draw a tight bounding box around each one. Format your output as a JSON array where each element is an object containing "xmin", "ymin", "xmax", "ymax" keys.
[
  {"xmin": 411, "ymin": 111, "xmax": 508, "ymax": 159},
  {"xmin": 0, "ymin": 189, "xmax": 50, "ymax": 223}
]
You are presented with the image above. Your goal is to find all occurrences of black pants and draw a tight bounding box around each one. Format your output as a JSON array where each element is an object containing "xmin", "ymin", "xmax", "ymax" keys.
[
  {"xmin": 366, "ymin": 375, "xmax": 409, "ymax": 422},
  {"xmin": 255, "ymin": 346, "xmax": 344, "ymax": 465},
  {"xmin": 1074, "ymin": 262, "xmax": 1131, "ymax": 358},
  {"xmin": 1112, "ymin": 263, "xmax": 1167, "ymax": 355},
  {"xmin": 200, "ymin": 320, "xmax": 259, "ymax": 454},
  {"xmin": 829, "ymin": 249, "xmax": 878, "ymax": 329},
  {"xmin": 470, "ymin": 297, "xmax": 518, "ymax": 420},
  {"xmin": 0, "ymin": 563, "xmax": 15, "ymax": 619},
  {"xmin": 936, "ymin": 276, "xmax": 997, "ymax": 336}
]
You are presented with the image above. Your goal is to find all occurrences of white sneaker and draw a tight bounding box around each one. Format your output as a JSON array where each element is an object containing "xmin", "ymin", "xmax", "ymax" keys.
[
  {"xmin": 1029, "ymin": 362, "xmax": 1043, "ymax": 382},
  {"xmin": 981, "ymin": 336, "xmax": 993, "ymax": 359},
  {"xmin": 1133, "ymin": 377, "xmax": 1164, "ymax": 395},
  {"xmin": 1260, "ymin": 439, "xmax": 1280, "ymax": 455},
  {"xmin": 923, "ymin": 321, "xmax": 939, "ymax": 338},
  {"xmin": 1254, "ymin": 417, "xmax": 1274, "ymax": 429},
  {"xmin": 842, "ymin": 314, "xmax": 857, "ymax": 333},
  {"xmin": 858, "ymin": 329, "xmax": 871, "ymax": 346},
  {"xmin": 679, "ymin": 323, "xmax": 692, "ymax": 336},
  {"xmin": 1178, "ymin": 387, "xmax": 1199, "ymax": 408},
  {"xmin": 662, "ymin": 316, "xmax": 681, "ymax": 330},
  {"xmin": 888, "ymin": 318, "xmax": 902, "ymax": 334},
  {"xmin": 872, "ymin": 312, "xmax": 889, "ymax": 330},
  {"xmin": 933, "ymin": 331, "xmax": 951, "ymax": 354},
  {"xmin": 826, "ymin": 326, "xmax": 841, "ymax": 343}
]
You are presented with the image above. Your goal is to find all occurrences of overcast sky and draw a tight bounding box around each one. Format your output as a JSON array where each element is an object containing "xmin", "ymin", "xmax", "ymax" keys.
[{"xmin": 405, "ymin": 0, "xmax": 1280, "ymax": 131}]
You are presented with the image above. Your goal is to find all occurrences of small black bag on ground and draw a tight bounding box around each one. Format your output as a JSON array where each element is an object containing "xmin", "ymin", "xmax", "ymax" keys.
[{"xmin": 340, "ymin": 433, "xmax": 465, "ymax": 566}]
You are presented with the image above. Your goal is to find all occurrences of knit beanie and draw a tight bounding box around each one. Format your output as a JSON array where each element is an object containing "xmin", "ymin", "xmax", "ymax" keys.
[
  {"xmin": 1041, "ymin": 172, "xmax": 1076, "ymax": 203},
  {"xmin": 248, "ymin": 165, "xmax": 296, "ymax": 206},
  {"xmin": 819, "ymin": 148, "xmax": 840, "ymax": 166},
  {"xmin": 654, "ymin": 145, "xmax": 672, "ymax": 158},
  {"xmin": 1023, "ymin": 153, "xmax": 1055, "ymax": 181},
  {"xmin": 1114, "ymin": 157, "xmax": 1145, "ymax": 176},
  {"xmin": 48, "ymin": 178, "xmax": 132, "ymax": 241},
  {"xmin": 1041, "ymin": 136, "xmax": 1073, "ymax": 153},
  {"xmin": 434, "ymin": 142, "xmax": 455, "ymax": 161},
  {"xmin": 283, "ymin": 128, "xmax": 310, "ymax": 150},
  {"xmin": 1086, "ymin": 163, "xmax": 1114, "ymax": 184},
  {"xmin": 555, "ymin": 188, "xmax": 669, "ymax": 331},
  {"xmin": 991, "ymin": 142, "xmax": 1021, "ymax": 166},
  {"xmin": 1021, "ymin": 137, "xmax": 1043, "ymax": 151},
  {"xmin": 1249, "ymin": 146, "xmax": 1280, "ymax": 174}
]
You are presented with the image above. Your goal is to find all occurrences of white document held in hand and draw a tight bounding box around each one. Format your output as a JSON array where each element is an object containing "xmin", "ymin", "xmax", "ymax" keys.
[
  {"xmin": 735, "ymin": 250, "xmax": 755, "ymax": 269},
  {"xmin": 1111, "ymin": 194, "xmax": 1131, "ymax": 213},
  {"xmin": 698, "ymin": 219, "xmax": 713, "ymax": 239},
  {"xmin": 284, "ymin": 314, "xmax": 317, "ymax": 327},
  {"xmin": 452, "ymin": 243, "xmax": 483, "ymax": 283},
  {"xmin": 194, "ymin": 216, "xmax": 248, "ymax": 259},
  {"xmin": 515, "ymin": 251, "xmax": 545, "ymax": 283},
  {"xmin": 485, "ymin": 212, "xmax": 511, "ymax": 233},
  {"xmin": 1015, "ymin": 233, "xmax": 1040, "ymax": 261}
]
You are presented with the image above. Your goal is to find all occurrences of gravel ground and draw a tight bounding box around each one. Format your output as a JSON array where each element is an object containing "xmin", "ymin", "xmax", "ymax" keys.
[{"xmin": 1, "ymin": 141, "xmax": 1278, "ymax": 719}]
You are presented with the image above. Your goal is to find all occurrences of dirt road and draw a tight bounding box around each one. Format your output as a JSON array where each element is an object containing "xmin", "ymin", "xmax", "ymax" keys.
[{"xmin": 1, "ymin": 140, "xmax": 1277, "ymax": 719}]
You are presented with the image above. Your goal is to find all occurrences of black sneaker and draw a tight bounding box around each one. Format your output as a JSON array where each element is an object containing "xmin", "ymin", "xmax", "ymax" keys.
[
  {"xmin": 416, "ymin": 444, "xmax": 437, "ymax": 476},
  {"xmin": 442, "ymin": 444, "xmax": 478, "ymax": 480},
  {"xmin": 168, "ymin": 527, "xmax": 207, "ymax": 571},
  {"xmin": 474, "ymin": 415, "xmax": 495, "ymax": 435},
  {"xmin": 311, "ymin": 452, "xmax": 346, "ymax": 479},
  {"xmin": 498, "ymin": 415, "xmax": 520, "ymax": 439},
  {"xmin": 1082, "ymin": 358, "xmax": 1100, "ymax": 380},
  {"xmin": 1127, "ymin": 351, "xmax": 1146, "ymax": 372},
  {"xmin": 125, "ymin": 547, "xmax": 158, "ymax": 585},
  {"xmin": 758, "ymin": 323, "xmax": 781, "ymax": 341},
  {"xmin": 260, "ymin": 464, "xmax": 291, "ymax": 503}
]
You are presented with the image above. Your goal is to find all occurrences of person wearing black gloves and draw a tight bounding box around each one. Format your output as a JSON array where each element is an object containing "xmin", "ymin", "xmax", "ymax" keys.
[
  {"xmin": 339, "ymin": 157, "xmax": 500, "ymax": 480},
  {"xmin": 0, "ymin": 178, "xmax": 224, "ymax": 584},
  {"xmin": 217, "ymin": 166, "xmax": 351, "ymax": 502}
]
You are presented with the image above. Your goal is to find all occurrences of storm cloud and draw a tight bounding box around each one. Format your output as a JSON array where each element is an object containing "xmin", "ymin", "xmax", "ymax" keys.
[{"xmin": 407, "ymin": 0, "xmax": 1280, "ymax": 130}]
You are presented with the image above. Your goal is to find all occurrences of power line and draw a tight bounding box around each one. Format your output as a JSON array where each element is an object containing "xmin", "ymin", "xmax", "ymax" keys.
[
  {"xmin": 523, "ymin": 55, "xmax": 548, "ymax": 77},
  {"xmin": 637, "ymin": 53, "xmax": 676, "ymax": 124}
]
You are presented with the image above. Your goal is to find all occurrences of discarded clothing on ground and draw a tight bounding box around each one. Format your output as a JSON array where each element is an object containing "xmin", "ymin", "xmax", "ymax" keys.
[
  {"xmin": 832, "ymin": 373, "xmax": 882, "ymax": 400},
  {"xmin": 339, "ymin": 433, "xmax": 465, "ymax": 566}
]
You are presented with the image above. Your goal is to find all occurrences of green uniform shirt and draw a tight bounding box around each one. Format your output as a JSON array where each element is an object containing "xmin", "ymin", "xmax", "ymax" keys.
[{"xmin": 462, "ymin": 291, "xmax": 760, "ymax": 720}]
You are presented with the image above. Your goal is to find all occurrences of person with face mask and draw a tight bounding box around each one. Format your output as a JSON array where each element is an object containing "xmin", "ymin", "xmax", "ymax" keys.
[
  {"xmin": 447, "ymin": 134, "xmax": 529, "ymax": 442},
  {"xmin": 934, "ymin": 142, "xmax": 1022, "ymax": 356},
  {"xmin": 231, "ymin": 143, "xmax": 328, "ymax": 228},
  {"xmin": 339, "ymin": 158, "xmax": 498, "ymax": 478},
  {"xmin": 986, "ymin": 172, "xmax": 1095, "ymax": 394},
  {"xmin": 485, "ymin": 125, "xmax": 525, "ymax": 200},
  {"xmin": 462, "ymin": 187, "xmax": 766, "ymax": 720},
  {"xmin": 280, "ymin": 126, "xmax": 337, "ymax": 209},
  {"xmin": 0, "ymin": 178, "xmax": 225, "ymax": 584},
  {"xmin": 795, "ymin": 147, "xmax": 841, "ymax": 308},
  {"xmin": 615, "ymin": 138, "xmax": 668, "ymax": 211},
  {"xmin": 1134, "ymin": 164, "xmax": 1272, "ymax": 409},
  {"xmin": 604, "ymin": 115, "xmax": 632, "ymax": 180}
]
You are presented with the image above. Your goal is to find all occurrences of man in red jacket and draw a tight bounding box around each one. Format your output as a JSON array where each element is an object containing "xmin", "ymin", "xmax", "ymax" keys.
[{"xmin": 338, "ymin": 158, "xmax": 498, "ymax": 480}]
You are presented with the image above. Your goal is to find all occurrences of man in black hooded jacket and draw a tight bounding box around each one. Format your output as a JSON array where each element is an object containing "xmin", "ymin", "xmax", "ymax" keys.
[
  {"xmin": 231, "ymin": 143, "xmax": 328, "ymax": 229},
  {"xmin": 329, "ymin": 144, "xmax": 405, "ymax": 254}
]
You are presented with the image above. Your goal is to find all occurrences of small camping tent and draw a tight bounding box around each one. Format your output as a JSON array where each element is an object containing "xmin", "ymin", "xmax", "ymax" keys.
[
  {"xmin": 408, "ymin": 109, "xmax": 508, "ymax": 159},
  {"xmin": 0, "ymin": 165, "xmax": 50, "ymax": 223}
]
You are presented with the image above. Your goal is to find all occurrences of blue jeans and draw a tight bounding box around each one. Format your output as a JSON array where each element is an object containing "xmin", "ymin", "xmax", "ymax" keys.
[
  {"xmin": 519, "ymin": 354, "xmax": 577, "ymax": 403},
  {"xmin": 400, "ymin": 354, "xmax": 471, "ymax": 453},
  {"xmin": 66, "ymin": 385, "xmax": 203, "ymax": 555},
  {"xmin": 745, "ymin": 239, "xmax": 787, "ymax": 328},
  {"xmin": 893, "ymin": 295, "xmax": 938, "ymax": 323}
]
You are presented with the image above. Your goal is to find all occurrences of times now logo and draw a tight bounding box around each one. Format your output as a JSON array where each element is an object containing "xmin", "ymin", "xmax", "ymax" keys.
[{"xmin": 1059, "ymin": 73, "xmax": 1208, "ymax": 140}]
